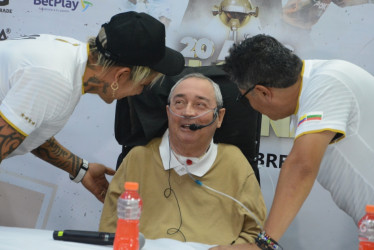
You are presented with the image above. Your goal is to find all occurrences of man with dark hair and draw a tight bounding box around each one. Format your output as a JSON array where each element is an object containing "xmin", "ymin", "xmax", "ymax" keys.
[{"xmin": 216, "ymin": 34, "xmax": 374, "ymax": 250}]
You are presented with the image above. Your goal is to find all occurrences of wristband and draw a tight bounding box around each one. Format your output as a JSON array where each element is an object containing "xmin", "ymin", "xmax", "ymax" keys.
[
  {"xmin": 69, "ymin": 159, "xmax": 89, "ymax": 183},
  {"xmin": 255, "ymin": 231, "xmax": 283, "ymax": 250}
]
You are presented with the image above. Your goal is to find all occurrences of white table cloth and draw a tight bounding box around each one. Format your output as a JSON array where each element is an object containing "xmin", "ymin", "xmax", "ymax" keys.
[{"xmin": 0, "ymin": 226, "xmax": 215, "ymax": 250}]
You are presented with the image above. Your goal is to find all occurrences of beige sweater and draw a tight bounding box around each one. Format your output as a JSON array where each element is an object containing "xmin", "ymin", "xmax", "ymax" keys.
[{"xmin": 99, "ymin": 138, "xmax": 266, "ymax": 245}]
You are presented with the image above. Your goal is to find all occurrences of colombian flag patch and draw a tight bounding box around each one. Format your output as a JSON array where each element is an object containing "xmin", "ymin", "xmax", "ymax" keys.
[{"xmin": 298, "ymin": 112, "xmax": 323, "ymax": 127}]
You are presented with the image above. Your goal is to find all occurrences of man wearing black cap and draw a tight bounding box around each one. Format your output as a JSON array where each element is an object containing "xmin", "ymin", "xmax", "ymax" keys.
[{"xmin": 0, "ymin": 11, "xmax": 184, "ymax": 203}]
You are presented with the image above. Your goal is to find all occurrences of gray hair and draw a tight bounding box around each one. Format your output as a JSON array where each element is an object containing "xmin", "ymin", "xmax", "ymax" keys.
[{"xmin": 168, "ymin": 73, "xmax": 223, "ymax": 108}]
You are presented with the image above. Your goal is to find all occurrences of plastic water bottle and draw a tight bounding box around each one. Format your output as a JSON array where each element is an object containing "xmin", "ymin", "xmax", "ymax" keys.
[
  {"xmin": 113, "ymin": 182, "xmax": 142, "ymax": 250},
  {"xmin": 358, "ymin": 204, "xmax": 374, "ymax": 250}
]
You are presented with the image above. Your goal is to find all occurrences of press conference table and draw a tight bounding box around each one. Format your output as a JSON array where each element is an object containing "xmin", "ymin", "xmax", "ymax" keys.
[{"xmin": 0, "ymin": 226, "xmax": 215, "ymax": 250}]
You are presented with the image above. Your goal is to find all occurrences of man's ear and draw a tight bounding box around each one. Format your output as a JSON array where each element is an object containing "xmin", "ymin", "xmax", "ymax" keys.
[
  {"xmin": 166, "ymin": 105, "xmax": 171, "ymax": 119},
  {"xmin": 115, "ymin": 67, "xmax": 131, "ymax": 82},
  {"xmin": 254, "ymin": 85, "xmax": 273, "ymax": 102},
  {"xmin": 216, "ymin": 108, "xmax": 226, "ymax": 128}
]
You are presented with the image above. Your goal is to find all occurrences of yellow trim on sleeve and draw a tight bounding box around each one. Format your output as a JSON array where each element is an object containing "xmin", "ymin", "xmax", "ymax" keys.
[
  {"xmin": 0, "ymin": 111, "xmax": 28, "ymax": 137},
  {"xmin": 55, "ymin": 38, "xmax": 80, "ymax": 46},
  {"xmin": 81, "ymin": 44, "xmax": 90, "ymax": 94},
  {"xmin": 293, "ymin": 60, "xmax": 305, "ymax": 115},
  {"xmin": 294, "ymin": 128, "xmax": 346, "ymax": 144}
]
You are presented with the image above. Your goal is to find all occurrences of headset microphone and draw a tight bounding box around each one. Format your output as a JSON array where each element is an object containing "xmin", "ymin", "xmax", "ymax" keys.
[
  {"xmin": 189, "ymin": 111, "xmax": 218, "ymax": 131},
  {"xmin": 188, "ymin": 124, "xmax": 202, "ymax": 131}
]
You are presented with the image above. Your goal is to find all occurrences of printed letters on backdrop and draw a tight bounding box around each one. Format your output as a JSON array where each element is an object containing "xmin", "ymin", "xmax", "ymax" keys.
[{"xmin": 34, "ymin": 0, "xmax": 79, "ymax": 11}]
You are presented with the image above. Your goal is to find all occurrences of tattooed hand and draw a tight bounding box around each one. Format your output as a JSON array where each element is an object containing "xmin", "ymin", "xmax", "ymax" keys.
[
  {"xmin": 32, "ymin": 137, "xmax": 116, "ymax": 203},
  {"xmin": 81, "ymin": 163, "xmax": 116, "ymax": 203}
]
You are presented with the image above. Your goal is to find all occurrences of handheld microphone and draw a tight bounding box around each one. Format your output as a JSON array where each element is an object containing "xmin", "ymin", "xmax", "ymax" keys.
[
  {"xmin": 189, "ymin": 111, "xmax": 218, "ymax": 131},
  {"xmin": 53, "ymin": 230, "xmax": 114, "ymax": 245},
  {"xmin": 53, "ymin": 230, "xmax": 146, "ymax": 248}
]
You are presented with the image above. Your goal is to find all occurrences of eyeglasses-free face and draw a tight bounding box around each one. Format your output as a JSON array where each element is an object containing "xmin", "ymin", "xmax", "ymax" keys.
[{"xmin": 168, "ymin": 97, "xmax": 218, "ymax": 119}]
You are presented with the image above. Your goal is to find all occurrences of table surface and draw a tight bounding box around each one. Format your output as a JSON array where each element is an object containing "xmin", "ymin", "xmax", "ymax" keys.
[{"xmin": 0, "ymin": 226, "xmax": 215, "ymax": 250}]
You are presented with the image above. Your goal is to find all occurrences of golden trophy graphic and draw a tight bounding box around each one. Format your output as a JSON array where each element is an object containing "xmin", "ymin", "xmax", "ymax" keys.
[{"xmin": 212, "ymin": 0, "xmax": 259, "ymax": 42}]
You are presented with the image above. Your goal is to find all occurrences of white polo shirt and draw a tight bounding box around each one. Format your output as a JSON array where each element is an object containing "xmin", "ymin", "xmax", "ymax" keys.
[
  {"xmin": 0, "ymin": 34, "xmax": 88, "ymax": 156},
  {"xmin": 291, "ymin": 60, "xmax": 374, "ymax": 223},
  {"xmin": 159, "ymin": 129, "xmax": 218, "ymax": 177}
]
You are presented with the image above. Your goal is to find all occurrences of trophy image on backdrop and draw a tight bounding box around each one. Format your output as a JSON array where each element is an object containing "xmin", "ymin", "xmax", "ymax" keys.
[{"xmin": 212, "ymin": 0, "xmax": 258, "ymax": 42}]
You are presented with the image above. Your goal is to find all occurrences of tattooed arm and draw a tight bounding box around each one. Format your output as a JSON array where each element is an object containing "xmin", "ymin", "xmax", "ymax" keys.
[
  {"xmin": 0, "ymin": 114, "xmax": 81, "ymax": 174},
  {"xmin": 31, "ymin": 137, "xmax": 82, "ymax": 177},
  {"xmin": 0, "ymin": 115, "xmax": 115, "ymax": 202},
  {"xmin": 32, "ymin": 137, "xmax": 116, "ymax": 203},
  {"xmin": 0, "ymin": 116, "xmax": 25, "ymax": 163}
]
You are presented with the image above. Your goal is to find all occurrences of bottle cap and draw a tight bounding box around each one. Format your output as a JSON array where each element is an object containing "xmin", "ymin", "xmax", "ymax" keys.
[
  {"xmin": 124, "ymin": 182, "xmax": 139, "ymax": 191},
  {"xmin": 366, "ymin": 204, "xmax": 374, "ymax": 213}
]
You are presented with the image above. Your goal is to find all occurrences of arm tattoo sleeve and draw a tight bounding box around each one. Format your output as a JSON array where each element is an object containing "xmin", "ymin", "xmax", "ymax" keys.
[
  {"xmin": 31, "ymin": 137, "xmax": 82, "ymax": 176},
  {"xmin": 0, "ymin": 118, "xmax": 25, "ymax": 163}
]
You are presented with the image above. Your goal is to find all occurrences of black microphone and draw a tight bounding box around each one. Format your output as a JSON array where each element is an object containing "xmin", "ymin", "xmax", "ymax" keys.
[
  {"xmin": 53, "ymin": 230, "xmax": 146, "ymax": 248},
  {"xmin": 53, "ymin": 230, "xmax": 114, "ymax": 245},
  {"xmin": 189, "ymin": 112, "xmax": 218, "ymax": 131}
]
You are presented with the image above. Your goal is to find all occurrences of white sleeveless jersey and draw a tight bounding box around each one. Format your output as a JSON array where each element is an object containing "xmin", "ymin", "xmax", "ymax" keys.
[
  {"xmin": 291, "ymin": 60, "xmax": 374, "ymax": 223},
  {"xmin": 0, "ymin": 34, "xmax": 88, "ymax": 156}
]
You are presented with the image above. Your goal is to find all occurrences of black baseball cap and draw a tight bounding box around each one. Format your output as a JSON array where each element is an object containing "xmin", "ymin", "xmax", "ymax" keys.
[{"xmin": 96, "ymin": 11, "xmax": 185, "ymax": 76}]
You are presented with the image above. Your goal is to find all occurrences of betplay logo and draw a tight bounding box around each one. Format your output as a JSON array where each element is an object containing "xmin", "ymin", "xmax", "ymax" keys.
[
  {"xmin": 81, "ymin": 0, "xmax": 92, "ymax": 12},
  {"xmin": 34, "ymin": 0, "xmax": 92, "ymax": 12}
]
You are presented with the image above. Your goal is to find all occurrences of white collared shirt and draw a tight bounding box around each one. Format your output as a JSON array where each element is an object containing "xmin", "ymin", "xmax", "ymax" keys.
[
  {"xmin": 159, "ymin": 129, "xmax": 217, "ymax": 177},
  {"xmin": 0, "ymin": 34, "xmax": 87, "ymax": 157}
]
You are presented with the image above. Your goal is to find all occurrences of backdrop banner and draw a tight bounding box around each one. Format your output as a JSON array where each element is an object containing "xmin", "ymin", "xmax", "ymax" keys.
[{"xmin": 1, "ymin": 1, "xmax": 373, "ymax": 249}]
